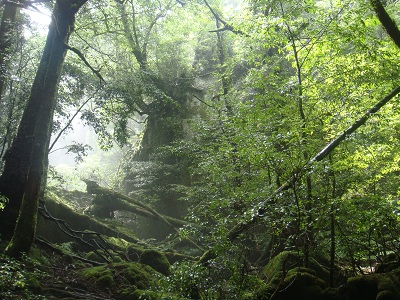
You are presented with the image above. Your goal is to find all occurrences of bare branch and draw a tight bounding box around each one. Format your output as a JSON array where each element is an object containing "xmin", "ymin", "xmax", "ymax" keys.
[
  {"xmin": 48, "ymin": 87, "xmax": 102, "ymax": 153},
  {"xmin": 203, "ymin": 0, "xmax": 247, "ymax": 36}
]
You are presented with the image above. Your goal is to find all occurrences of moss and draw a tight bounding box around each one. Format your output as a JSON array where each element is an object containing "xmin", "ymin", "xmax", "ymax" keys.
[
  {"xmin": 322, "ymin": 287, "xmax": 344, "ymax": 300},
  {"xmin": 40, "ymin": 191, "xmax": 141, "ymax": 244},
  {"xmin": 268, "ymin": 268, "xmax": 326, "ymax": 300},
  {"xmin": 81, "ymin": 265, "xmax": 114, "ymax": 289},
  {"xmin": 377, "ymin": 290, "xmax": 398, "ymax": 300},
  {"xmin": 97, "ymin": 274, "xmax": 115, "ymax": 288},
  {"xmin": 346, "ymin": 270, "xmax": 400, "ymax": 300},
  {"xmin": 85, "ymin": 251, "xmax": 106, "ymax": 263},
  {"xmin": 127, "ymin": 244, "xmax": 145, "ymax": 261},
  {"xmin": 132, "ymin": 289, "xmax": 185, "ymax": 300},
  {"xmin": 116, "ymin": 262, "xmax": 153, "ymax": 289},
  {"xmin": 139, "ymin": 249, "xmax": 171, "ymax": 275},
  {"xmin": 261, "ymin": 252, "xmax": 327, "ymax": 300},
  {"xmin": 81, "ymin": 262, "xmax": 156, "ymax": 296},
  {"xmin": 245, "ymin": 277, "xmax": 270, "ymax": 300},
  {"xmin": 198, "ymin": 248, "xmax": 216, "ymax": 264},
  {"xmin": 28, "ymin": 246, "xmax": 51, "ymax": 270},
  {"xmin": 116, "ymin": 287, "xmax": 142, "ymax": 300},
  {"xmin": 262, "ymin": 251, "xmax": 300, "ymax": 283},
  {"xmin": 107, "ymin": 237, "xmax": 130, "ymax": 249}
]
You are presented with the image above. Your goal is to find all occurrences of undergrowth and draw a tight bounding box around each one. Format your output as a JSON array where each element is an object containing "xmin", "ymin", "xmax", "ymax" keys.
[{"xmin": 0, "ymin": 253, "xmax": 48, "ymax": 299}]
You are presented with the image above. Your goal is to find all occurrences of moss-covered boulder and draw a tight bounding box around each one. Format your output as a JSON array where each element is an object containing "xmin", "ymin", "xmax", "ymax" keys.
[
  {"xmin": 257, "ymin": 251, "xmax": 327, "ymax": 300},
  {"xmin": 139, "ymin": 249, "xmax": 171, "ymax": 275},
  {"xmin": 80, "ymin": 262, "xmax": 156, "ymax": 299},
  {"xmin": 263, "ymin": 267, "xmax": 326, "ymax": 300},
  {"xmin": 345, "ymin": 268, "xmax": 400, "ymax": 300},
  {"xmin": 127, "ymin": 244, "xmax": 145, "ymax": 261}
]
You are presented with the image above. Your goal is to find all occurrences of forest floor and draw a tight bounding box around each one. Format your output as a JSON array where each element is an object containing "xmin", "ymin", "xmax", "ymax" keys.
[{"xmin": 0, "ymin": 243, "xmax": 116, "ymax": 300}]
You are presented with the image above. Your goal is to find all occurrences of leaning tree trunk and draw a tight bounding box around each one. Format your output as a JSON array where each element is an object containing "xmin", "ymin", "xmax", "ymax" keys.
[{"xmin": 2, "ymin": 0, "xmax": 88, "ymax": 256}]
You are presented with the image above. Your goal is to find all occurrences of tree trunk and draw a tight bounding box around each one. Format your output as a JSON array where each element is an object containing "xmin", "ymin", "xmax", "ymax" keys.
[
  {"xmin": 370, "ymin": 0, "xmax": 400, "ymax": 49},
  {"xmin": 2, "ymin": 0, "xmax": 88, "ymax": 256},
  {"xmin": 0, "ymin": 2, "xmax": 18, "ymax": 102}
]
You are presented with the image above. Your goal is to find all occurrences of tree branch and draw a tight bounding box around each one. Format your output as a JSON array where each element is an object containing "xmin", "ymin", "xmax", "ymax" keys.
[
  {"xmin": 0, "ymin": 0, "xmax": 50, "ymax": 9},
  {"xmin": 203, "ymin": 0, "xmax": 247, "ymax": 36},
  {"xmin": 65, "ymin": 44, "xmax": 106, "ymax": 83},
  {"xmin": 48, "ymin": 87, "xmax": 102, "ymax": 153}
]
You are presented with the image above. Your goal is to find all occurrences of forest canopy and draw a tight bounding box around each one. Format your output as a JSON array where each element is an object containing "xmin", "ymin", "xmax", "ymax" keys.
[{"xmin": 0, "ymin": 0, "xmax": 399, "ymax": 299}]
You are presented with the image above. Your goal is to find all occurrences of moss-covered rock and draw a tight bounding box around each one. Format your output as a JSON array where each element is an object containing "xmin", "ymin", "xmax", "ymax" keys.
[
  {"xmin": 127, "ymin": 244, "xmax": 145, "ymax": 261},
  {"xmin": 264, "ymin": 267, "xmax": 326, "ymax": 300},
  {"xmin": 132, "ymin": 289, "xmax": 187, "ymax": 300},
  {"xmin": 139, "ymin": 249, "xmax": 171, "ymax": 275},
  {"xmin": 322, "ymin": 287, "xmax": 345, "ymax": 300},
  {"xmin": 258, "ymin": 251, "xmax": 327, "ymax": 300},
  {"xmin": 81, "ymin": 264, "xmax": 115, "ymax": 289},
  {"xmin": 80, "ymin": 262, "xmax": 155, "ymax": 297},
  {"xmin": 345, "ymin": 269, "xmax": 400, "ymax": 300}
]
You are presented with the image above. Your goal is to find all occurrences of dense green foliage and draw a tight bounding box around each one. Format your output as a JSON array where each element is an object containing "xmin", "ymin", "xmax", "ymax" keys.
[{"xmin": 0, "ymin": 0, "xmax": 400, "ymax": 298}]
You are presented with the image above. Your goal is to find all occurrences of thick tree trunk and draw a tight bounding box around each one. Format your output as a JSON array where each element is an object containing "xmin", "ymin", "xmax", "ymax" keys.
[
  {"xmin": 2, "ymin": 0, "xmax": 87, "ymax": 256},
  {"xmin": 0, "ymin": 3, "xmax": 18, "ymax": 101}
]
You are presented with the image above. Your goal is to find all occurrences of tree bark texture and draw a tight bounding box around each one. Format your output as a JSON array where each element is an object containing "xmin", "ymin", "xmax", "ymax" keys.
[
  {"xmin": 370, "ymin": 0, "xmax": 400, "ymax": 49},
  {"xmin": 0, "ymin": 3, "xmax": 18, "ymax": 102},
  {"xmin": 2, "ymin": 0, "xmax": 87, "ymax": 255}
]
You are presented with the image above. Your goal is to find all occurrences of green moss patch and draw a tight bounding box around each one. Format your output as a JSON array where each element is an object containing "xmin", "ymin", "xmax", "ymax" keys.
[
  {"xmin": 346, "ymin": 269, "xmax": 400, "ymax": 300},
  {"xmin": 259, "ymin": 251, "xmax": 328, "ymax": 300},
  {"xmin": 80, "ymin": 262, "xmax": 156, "ymax": 298},
  {"xmin": 139, "ymin": 249, "xmax": 171, "ymax": 275}
]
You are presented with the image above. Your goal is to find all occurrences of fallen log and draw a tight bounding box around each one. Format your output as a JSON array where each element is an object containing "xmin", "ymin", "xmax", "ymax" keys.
[
  {"xmin": 82, "ymin": 180, "xmax": 204, "ymax": 251},
  {"xmin": 82, "ymin": 180, "xmax": 196, "ymax": 230}
]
